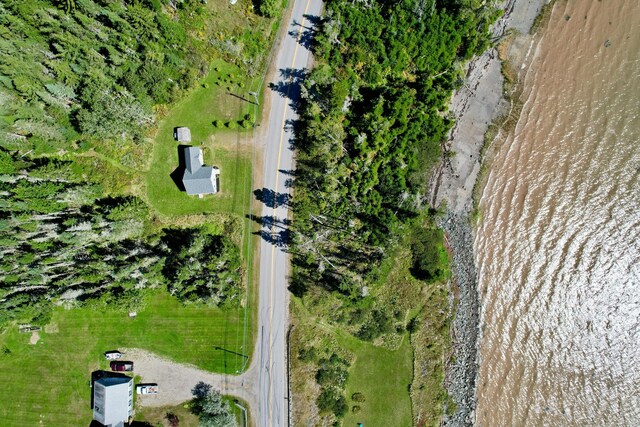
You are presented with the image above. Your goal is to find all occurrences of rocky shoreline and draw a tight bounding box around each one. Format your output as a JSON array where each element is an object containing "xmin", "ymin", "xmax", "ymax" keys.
[{"xmin": 434, "ymin": 1, "xmax": 550, "ymax": 426}]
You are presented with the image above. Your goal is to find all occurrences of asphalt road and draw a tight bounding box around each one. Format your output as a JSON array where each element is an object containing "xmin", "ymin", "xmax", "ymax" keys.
[{"xmin": 254, "ymin": 0, "xmax": 323, "ymax": 425}]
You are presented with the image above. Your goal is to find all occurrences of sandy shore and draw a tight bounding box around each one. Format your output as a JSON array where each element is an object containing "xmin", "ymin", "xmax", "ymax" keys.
[{"xmin": 433, "ymin": 1, "xmax": 550, "ymax": 426}]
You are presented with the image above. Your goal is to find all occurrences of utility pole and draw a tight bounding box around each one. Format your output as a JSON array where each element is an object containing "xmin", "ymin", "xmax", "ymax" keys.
[{"xmin": 249, "ymin": 91, "xmax": 259, "ymax": 106}]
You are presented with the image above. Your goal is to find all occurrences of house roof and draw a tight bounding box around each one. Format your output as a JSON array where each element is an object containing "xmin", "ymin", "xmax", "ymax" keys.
[
  {"xmin": 175, "ymin": 127, "xmax": 191, "ymax": 143},
  {"xmin": 182, "ymin": 146, "xmax": 219, "ymax": 195}
]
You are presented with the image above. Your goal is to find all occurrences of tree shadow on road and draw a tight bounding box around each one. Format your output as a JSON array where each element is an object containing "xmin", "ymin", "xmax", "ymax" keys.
[
  {"xmin": 254, "ymin": 228, "xmax": 290, "ymax": 249},
  {"xmin": 268, "ymin": 68, "xmax": 308, "ymax": 113},
  {"xmin": 254, "ymin": 188, "xmax": 291, "ymax": 209}
]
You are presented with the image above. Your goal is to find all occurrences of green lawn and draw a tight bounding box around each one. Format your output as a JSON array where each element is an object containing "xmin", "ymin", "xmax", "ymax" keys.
[
  {"xmin": 146, "ymin": 58, "xmax": 258, "ymax": 217},
  {"xmin": 340, "ymin": 333, "xmax": 414, "ymax": 427},
  {"xmin": 0, "ymin": 291, "xmax": 253, "ymax": 426}
]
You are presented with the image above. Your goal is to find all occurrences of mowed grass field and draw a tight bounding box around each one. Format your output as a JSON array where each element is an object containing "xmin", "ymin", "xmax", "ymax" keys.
[
  {"xmin": 146, "ymin": 58, "xmax": 258, "ymax": 217},
  {"xmin": 340, "ymin": 333, "xmax": 414, "ymax": 427},
  {"xmin": 0, "ymin": 291, "xmax": 253, "ymax": 426}
]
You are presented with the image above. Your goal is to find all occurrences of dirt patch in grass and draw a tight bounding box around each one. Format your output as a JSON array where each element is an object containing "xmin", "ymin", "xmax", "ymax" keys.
[{"xmin": 29, "ymin": 331, "xmax": 40, "ymax": 345}]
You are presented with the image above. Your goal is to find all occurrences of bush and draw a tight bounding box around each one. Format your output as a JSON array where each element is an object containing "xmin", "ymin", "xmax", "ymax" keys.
[
  {"xmin": 357, "ymin": 309, "xmax": 392, "ymax": 341},
  {"xmin": 226, "ymin": 121, "xmax": 237, "ymax": 130},
  {"xmin": 352, "ymin": 405, "xmax": 361, "ymax": 414},
  {"xmin": 317, "ymin": 389, "xmax": 348, "ymax": 418},
  {"xmin": 410, "ymin": 227, "xmax": 447, "ymax": 282},
  {"xmin": 298, "ymin": 346, "xmax": 316, "ymax": 362},
  {"xmin": 258, "ymin": 0, "xmax": 280, "ymax": 18},
  {"xmin": 351, "ymin": 392, "xmax": 365, "ymax": 402},
  {"xmin": 165, "ymin": 412, "xmax": 179, "ymax": 427}
]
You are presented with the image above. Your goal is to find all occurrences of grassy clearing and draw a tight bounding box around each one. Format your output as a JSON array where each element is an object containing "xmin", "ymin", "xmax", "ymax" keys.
[
  {"xmin": 409, "ymin": 280, "xmax": 453, "ymax": 426},
  {"xmin": 137, "ymin": 403, "xmax": 200, "ymax": 427},
  {"xmin": 0, "ymin": 291, "xmax": 253, "ymax": 426},
  {"xmin": 289, "ymin": 306, "xmax": 414, "ymax": 427},
  {"xmin": 145, "ymin": 59, "xmax": 257, "ymax": 218},
  {"xmin": 341, "ymin": 333, "xmax": 414, "ymax": 427}
]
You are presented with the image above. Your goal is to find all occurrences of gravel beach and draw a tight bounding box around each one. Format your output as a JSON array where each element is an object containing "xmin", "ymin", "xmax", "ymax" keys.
[{"xmin": 433, "ymin": 1, "xmax": 550, "ymax": 425}]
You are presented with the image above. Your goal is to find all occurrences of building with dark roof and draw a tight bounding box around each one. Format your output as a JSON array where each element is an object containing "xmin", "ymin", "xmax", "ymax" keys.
[
  {"xmin": 92, "ymin": 376, "xmax": 133, "ymax": 427},
  {"xmin": 182, "ymin": 146, "xmax": 220, "ymax": 197}
]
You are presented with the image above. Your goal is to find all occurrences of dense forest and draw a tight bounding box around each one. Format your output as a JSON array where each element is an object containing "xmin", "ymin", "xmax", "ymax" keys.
[
  {"xmin": 0, "ymin": 0, "xmax": 279, "ymax": 327},
  {"xmin": 292, "ymin": 0, "xmax": 498, "ymax": 301},
  {"xmin": 289, "ymin": 0, "xmax": 498, "ymax": 420}
]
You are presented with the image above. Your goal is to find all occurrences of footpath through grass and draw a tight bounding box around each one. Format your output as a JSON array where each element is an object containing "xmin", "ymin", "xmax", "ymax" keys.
[{"xmin": 0, "ymin": 291, "xmax": 253, "ymax": 426}]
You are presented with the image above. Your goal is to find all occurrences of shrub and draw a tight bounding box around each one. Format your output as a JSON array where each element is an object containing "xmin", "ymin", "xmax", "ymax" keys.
[
  {"xmin": 317, "ymin": 390, "xmax": 348, "ymax": 418},
  {"xmin": 410, "ymin": 227, "xmax": 447, "ymax": 282},
  {"xmin": 298, "ymin": 346, "xmax": 316, "ymax": 362},
  {"xmin": 351, "ymin": 392, "xmax": 365, "ymax": 402},
  {"xmin": 258, "ymin": 0, "xmax": 280, "ymax": 18}
]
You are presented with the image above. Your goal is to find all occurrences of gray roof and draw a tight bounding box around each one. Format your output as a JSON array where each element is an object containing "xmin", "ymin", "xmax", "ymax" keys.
[
  {"xmin": 182, "ymin": 146, "xmax": 219, "ymax": 195},
  {"xmin": 93, "ymin": 376, "xmax": 133, "ymax": 427},
  {"xmin": 175, "ymin": 127, "xmax": 191, "ymax": 143}
]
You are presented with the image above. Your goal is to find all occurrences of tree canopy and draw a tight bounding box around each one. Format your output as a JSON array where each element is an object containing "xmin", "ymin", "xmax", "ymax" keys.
[{"xmin": 190, "ymin": 382, "xmax": 237, "ymax": 427}]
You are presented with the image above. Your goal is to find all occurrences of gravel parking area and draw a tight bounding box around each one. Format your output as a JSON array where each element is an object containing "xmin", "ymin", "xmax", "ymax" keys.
[{"xmin": 122, "ymin": 348, "xmax": 257, "ymax": 411}]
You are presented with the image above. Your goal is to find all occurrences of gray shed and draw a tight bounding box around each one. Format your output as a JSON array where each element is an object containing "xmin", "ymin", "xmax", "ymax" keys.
[
  {"xmin": 93, "ymin": 376, "xmax": 133, "ymax": 427},
  {"xmin": 182, "ymin": 146, "xmax": 220, "ymax": 197},
  {"xmin": 174, "ymin": 127, "xmax": 191, "ymax": 143}
]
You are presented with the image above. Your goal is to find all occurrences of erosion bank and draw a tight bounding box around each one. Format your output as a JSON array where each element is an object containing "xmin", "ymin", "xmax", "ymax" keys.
[{"xmin": 432, "ymin": 0, "xmax": 551, "ymax": 425}]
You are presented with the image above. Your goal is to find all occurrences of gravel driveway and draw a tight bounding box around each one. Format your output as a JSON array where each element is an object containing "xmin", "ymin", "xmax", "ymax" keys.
[{"xmin": 122, "ymin": 348, "xmax": 257, "ymax": 411}]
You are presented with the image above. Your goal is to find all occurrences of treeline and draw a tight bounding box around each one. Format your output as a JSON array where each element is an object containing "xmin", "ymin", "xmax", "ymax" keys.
[
  {"xmin": 0, "ymin": 150, "xmax": 243, "ymax": 325},
  {"xmin": 292, "ymin": 0, "xmax": 498, "ymax": 295}
]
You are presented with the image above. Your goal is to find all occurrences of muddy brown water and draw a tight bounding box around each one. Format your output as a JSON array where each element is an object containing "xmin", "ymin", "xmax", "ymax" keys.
[{"xmin": 475, "ymin": 1, "xmax": 640, "ymax": 425}]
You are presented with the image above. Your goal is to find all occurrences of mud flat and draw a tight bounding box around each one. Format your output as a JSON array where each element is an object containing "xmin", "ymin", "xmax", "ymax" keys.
[{"xmin": 433, "ymin": 1, "xmax": 551, "ymax": 425}]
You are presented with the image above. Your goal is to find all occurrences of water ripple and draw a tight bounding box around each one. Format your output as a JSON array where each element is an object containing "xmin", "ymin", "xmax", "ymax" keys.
[{"xmin": 475, "ymin": 1, "xmax": 640, "ymax": 425}]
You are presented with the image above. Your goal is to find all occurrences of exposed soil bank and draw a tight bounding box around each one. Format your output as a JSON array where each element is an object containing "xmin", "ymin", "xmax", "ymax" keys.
[{"xmin": 433, "ymin": 1, "xmax": 550, "ymax": 425}]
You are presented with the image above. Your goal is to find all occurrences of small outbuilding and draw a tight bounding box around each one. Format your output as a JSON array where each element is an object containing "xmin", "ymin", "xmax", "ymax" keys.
[
  {"xmin": 93, "ymin": 376, "xmax": 133, "ymax": 427},
  {"xmin": 174, "ymin": 127, "xmax": 191, "ymax": 143},
  {"xmin": 182, "ymin": 146, "xmax": 220, "ymax": 197}
]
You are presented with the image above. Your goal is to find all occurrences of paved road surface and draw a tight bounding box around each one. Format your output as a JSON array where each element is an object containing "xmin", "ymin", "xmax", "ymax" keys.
[{"xmin": 255, "ymin": 0, "xmax": 323, "ymax": 426}]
